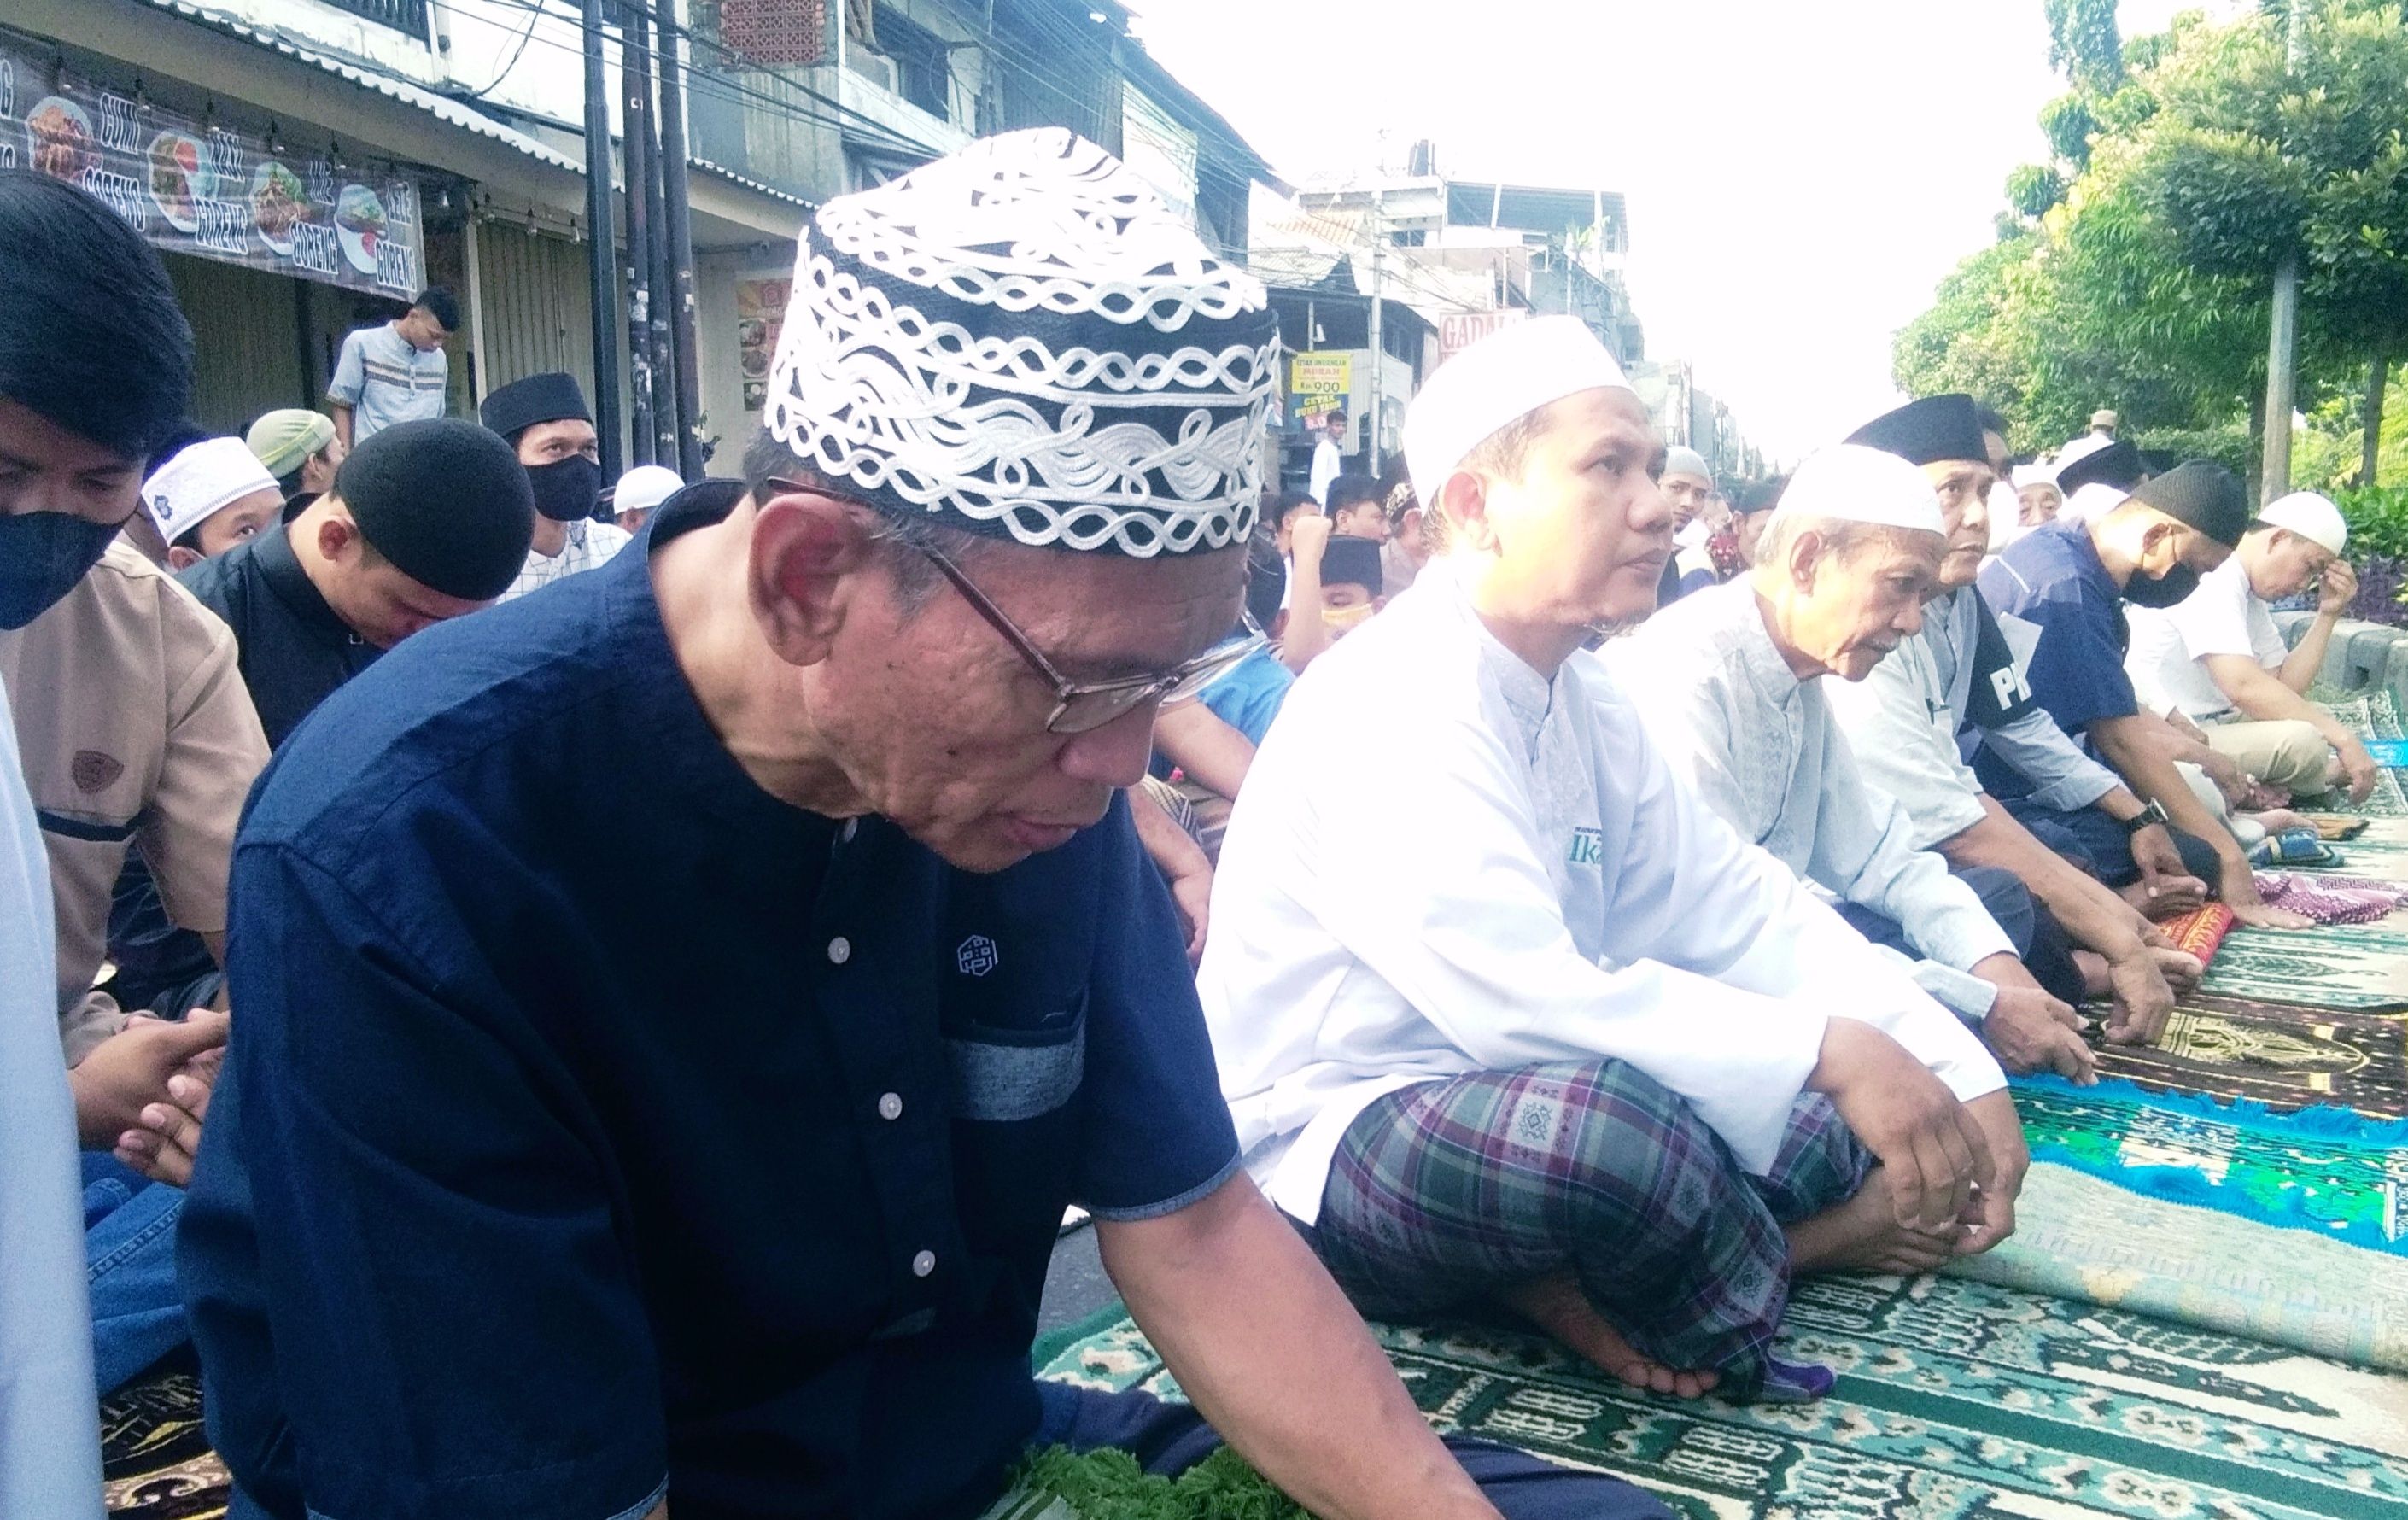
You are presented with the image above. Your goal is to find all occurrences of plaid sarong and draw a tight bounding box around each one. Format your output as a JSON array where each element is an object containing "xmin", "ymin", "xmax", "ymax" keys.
[{"xmin": 1315, "ymin": 1061, "xmax": 1868, "ymax": 1400}]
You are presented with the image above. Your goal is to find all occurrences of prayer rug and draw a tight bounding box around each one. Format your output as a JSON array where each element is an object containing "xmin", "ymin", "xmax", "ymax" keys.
[
  {"xmin": 2079, "ymin": 991, "xmax": 2408, "ymax": 1113},
  {"xmin": 100, "ymin": 1360, "xmax": 229, "ymax": 1517},
  {"xmin": 2154, "ymin": 903, "xmax": 2236, "ymax": 967},
  {"xmin": 1943, "ymin": 1160, "xmax": 2408, "ymax": 1371},
  {"xmin": 2311, "ymin": 690, "xmax": 2408, "ymax": 816},
  {"xmin": 1039, "ymin": 1275, "xmax": 2408, "ymax": 1520},
  {"xmin": 2010, "ymin": 1075, "xmax": 2408, "ymax": 1254},
  {"xmin": 2201, "ymin": 919, "xmax": 2408, "ymax": 1010},
  {"xmin": 2257, "ymin": 870, "xmax": 2408, "ymax": 924}
]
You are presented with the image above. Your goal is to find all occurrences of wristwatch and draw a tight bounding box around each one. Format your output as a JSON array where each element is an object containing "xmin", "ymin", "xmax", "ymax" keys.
[{"xmin": 2121, "ymin": 799, "xmax": 2170, "ymax": 836}]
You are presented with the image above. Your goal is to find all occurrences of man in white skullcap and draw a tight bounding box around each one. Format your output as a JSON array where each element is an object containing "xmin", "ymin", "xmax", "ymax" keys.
[
  {"xmin": 607, "ymin": 462, "xmax": 685, "ymax": 536},
  {"xmin": 2126, "ymin": 491, "xmax": 2375, "ymax": 802},
  {"xmin": 140, "ymin": 436, "xmax": 285, "ymax": 570},
  {"xmin": 182, "ymin": 132, "xmax": 1657, "ymax": 1520},
  {"xmin": 1203, "ymin": 313, "xmax": 2018, "ymax": 1410},
  {"xmin": 2013, "ymin": 465, "xmax": 2063, "ymax": 529},
  {"xmin": 1609, "ymin": 446, "xmax": 2089, "ymax": 1081},
  {"xmin": 1819, "ymin": 395, "xmax": 2201, "ymax": 1060},
  {"xmin": 1654, "ymin": 443, "xmax": 1720, "ymax": 605}
]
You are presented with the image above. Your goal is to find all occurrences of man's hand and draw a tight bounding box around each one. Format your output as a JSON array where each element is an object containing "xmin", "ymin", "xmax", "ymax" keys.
[
  {"xmin": 1807, "ymin": 1018, "xmax": 1996, "ymax": 1232},
  {"xmin": 2129, "ymin": 824, "xmax": 2207, "ymax": 914},
  {"xmin": 113, "ymin": 1055, "xmax": 219, "ymax": 1188},
  {"xmin": 2199, "ymin": 750, "xmax": 2252, "ymax": 807},
  {"xmin": 67, "ymin": 1011, "xmax": 230, "ymax": 1151},
  {"xmin": 1167, "ymin": 856, "xmax": 1212, "ymax": 966},
  {"xmin": 2218, "ymin": 853, "xmax": 2312, "ymax": 928},
  {"xmin": 1969, "ymin": 956, "xmax": 2095, "ymax": 1082},
  {"xmin": 1952, "ymin": 1090, "xmax": 2029, "ymax": 1257},
  {"xmin": 2318, "ymin": 558, "xmax": 2359, "ymax": 618},
  {"xmin": 2101, "ymin": 950, "xmax": 2177, "ymax": 1046},
  {"xmin": 2339, "ymin": 735, "xmax": 2379, "ymax": 804},
  {"xmin": 1289, "ymin": 509, "xmax": 1331, "ymax": 569}
]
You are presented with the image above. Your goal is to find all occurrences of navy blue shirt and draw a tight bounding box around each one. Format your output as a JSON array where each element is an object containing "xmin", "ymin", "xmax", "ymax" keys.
[
  {"xmin": 1973, "ymin": 518, "xmax": 2138, "ymax": 798},
  {"xmin": 179, "ymin": 488, "xmax": 1241, "ymax": 1520}
]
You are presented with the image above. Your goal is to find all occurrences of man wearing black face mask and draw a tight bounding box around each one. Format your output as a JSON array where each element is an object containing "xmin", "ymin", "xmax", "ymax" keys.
[
  {"xmin": 484, "ymin": 371, "xmax": 630, "ymax": 602},
  {"xmin": 1980, "ymin": 462, "xmax": 2311, "ymax": 930}
]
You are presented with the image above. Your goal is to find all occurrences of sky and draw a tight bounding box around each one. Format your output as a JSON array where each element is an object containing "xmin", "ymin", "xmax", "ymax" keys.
[{"xmin": 1124, "ymin": 0, "xmax": 2230, "ymax": 462}]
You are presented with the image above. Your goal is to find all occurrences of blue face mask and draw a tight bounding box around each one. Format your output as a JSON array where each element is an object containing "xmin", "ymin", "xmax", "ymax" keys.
[{"xmin": 0, "ymin": 511, "xmax": 122, "ymax": 629}]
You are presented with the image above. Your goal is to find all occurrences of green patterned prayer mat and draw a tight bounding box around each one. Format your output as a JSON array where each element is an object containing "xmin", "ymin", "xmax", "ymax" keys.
[
  {"xmin": 2311, "ymin": 690, "xmax": 2408, "ymax": 817},
  {"xmin": 1038, "ymin": 1275, "xmax": 2408, "ymax": 1520},
  {"xmin": 101, "ymin": 1361, "xmax": 228, "ymax": 1517},
  {"xmin": 2011, "ymin": 1076, "xmax": 2408, "ymax": 1255},
  {"xmin": 1944, "ymin": 1160, "xmax": 2408, "ymax": 1371},
  {"xmin": 2201, "ymin": 918, "xmax": 2408, "ymax": 1011},
  {"xmin": 2083, "ymin": 991, "xmax": 2408, "ymax": 1113}
]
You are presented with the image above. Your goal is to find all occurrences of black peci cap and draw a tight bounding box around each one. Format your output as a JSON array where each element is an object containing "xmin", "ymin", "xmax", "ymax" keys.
[{"xmin": 333, "ymin": 418, "xmax": 535, "ymax": 601}]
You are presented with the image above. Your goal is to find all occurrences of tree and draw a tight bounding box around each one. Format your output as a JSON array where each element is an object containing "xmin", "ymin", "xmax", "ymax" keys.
[
  {"xmin": 1898, "ymin": 2, "xmax": 2408, "ymax": 477},
  {"xmin": 2141, "ymin": 3, "xmax": 2408, "ymax": 481}
]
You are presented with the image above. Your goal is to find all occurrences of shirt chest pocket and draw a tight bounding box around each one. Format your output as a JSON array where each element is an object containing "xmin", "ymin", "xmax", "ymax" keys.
[{"xmin": 944, "ymin": 988, "xmax": 1087, "ymax": 1124}]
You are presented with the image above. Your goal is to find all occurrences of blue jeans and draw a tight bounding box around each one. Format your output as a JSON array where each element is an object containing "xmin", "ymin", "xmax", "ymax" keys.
[{"xmin": 83, "ymin": 1153, "xmax": 188, "ymax": 1394}]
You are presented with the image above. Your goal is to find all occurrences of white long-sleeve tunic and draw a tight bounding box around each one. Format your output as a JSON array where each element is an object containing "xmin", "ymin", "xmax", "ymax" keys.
[
  {"xmin": 1197, "ymin": 565, "xmax": 2003, "ymax": 1223},
  {"xmin": 1604, "ymin": 581, "xmax": 2017, "ymax": 1020}
]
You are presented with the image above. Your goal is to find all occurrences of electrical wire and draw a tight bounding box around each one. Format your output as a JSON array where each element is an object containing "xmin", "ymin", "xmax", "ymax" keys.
[{"xmin": 453, "ymin": 3, "xmax": 542, "ymax": 101}]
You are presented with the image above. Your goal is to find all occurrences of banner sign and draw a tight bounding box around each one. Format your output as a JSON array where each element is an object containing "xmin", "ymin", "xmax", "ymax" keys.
[
  {"xmin": 1438, "ymin": 308, "xmax": 1527, "ymax": 365},
  {"xmin": 0, "ymin": 43, "xmax": 428, "ymax": 298},
  {"xmin": 1289, "ymin": 352, "xmax": 1351, "ymax": 418}
]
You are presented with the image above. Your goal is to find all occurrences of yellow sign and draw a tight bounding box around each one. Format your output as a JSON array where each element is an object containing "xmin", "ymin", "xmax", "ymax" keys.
[{"xmin": 1289, "ymin": 352, "xmax": 1352, "ymax": 397}]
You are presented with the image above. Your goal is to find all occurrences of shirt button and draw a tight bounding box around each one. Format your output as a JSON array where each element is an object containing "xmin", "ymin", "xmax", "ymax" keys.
[
  {"xmin": 877, "ymin": 1091, "xmax": 903, "ymax": 1121},
  {"xmin": 827, "ymin": 937, "xmax": 851, "ymax": 965},
  {"xmin": 911, "ymin": 1249, "xmax": 937, "ymax": 1278}
]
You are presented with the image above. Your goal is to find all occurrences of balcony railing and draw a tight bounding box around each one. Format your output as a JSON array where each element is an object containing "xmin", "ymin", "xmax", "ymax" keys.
[{"xmin": 323, "ymin": 0, "xmax": 429, "ymax": 35}]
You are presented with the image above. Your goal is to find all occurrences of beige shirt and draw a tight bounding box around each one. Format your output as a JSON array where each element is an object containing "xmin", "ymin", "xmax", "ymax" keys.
[{"xmin": 0, "ymin": 542, "xmax": 268, "ymax": 1061}]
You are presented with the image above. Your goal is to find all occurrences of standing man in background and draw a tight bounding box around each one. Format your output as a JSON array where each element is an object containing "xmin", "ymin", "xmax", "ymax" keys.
[
  {"xmin": 1309, "ymin": 407, "xmax": 1347, "ymax": 506},
  {"xmin": 326, "ymin": 288, "xmax": 456, "ymax": 449}
]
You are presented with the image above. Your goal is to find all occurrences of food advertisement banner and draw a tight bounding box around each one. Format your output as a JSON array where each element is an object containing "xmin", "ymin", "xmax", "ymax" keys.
[
  {"xmin": 735, "ymin": 277, "xmax": 790, "ymax": 414},
  {"xmin": 1, "ymin": 43, "xmax": 427, "ymax": 298}
]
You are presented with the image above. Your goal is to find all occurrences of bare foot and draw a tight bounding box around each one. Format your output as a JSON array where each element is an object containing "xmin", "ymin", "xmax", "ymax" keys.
[
  {"xmin": 2246, "ymin": 807, "xmax": 2309, "ymax": 836},
  {"xmin": 2071, "ymin": 949, "xmax": 2111, "ymax": 999},
  {"xmin": 1499, "ymin": 1270, "xmax": 1721, "ymax": 1400},
  {"xmin": 1786, "ymin": 1180, "xmax": 1961, "ymax": 1277}
]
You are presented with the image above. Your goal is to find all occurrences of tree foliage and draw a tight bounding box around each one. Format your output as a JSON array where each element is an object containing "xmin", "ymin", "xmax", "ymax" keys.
[{"xmin": 1899, "ymin": 2, "xmax": 2408, "ymax": 473}]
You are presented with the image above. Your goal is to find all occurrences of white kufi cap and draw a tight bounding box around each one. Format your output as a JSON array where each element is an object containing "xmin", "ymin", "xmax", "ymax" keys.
[
  {"xmin": 2010, "ymin": 464, "xmax": 2060, "ymax": 493},
  {"xmin": 765, "ymin": 129, "xmax": 1277, "ymax": 558},
  {"xmin": 1402, "ymin": 315, "xmax": 1633, "ymax": 506},
  {"xmin": 611, "ymin": 465, "xmax": 686, "ymax": 517},
  {"xmin": 1768, "ymin": 444, "xmax": 1945, "ymax": 535},
  {"xmin": 2258, "ymin": 490, "xmax": 2347, "ymax": 556},
  {"xmin": 141, "ymin": 436, "xmax": 280, "ymax": 542}
]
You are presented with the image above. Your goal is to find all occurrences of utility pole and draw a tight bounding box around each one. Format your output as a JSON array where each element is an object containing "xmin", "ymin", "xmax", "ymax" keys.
[
  {"xmin": 655, "ymin": 0, "xmax": 705, "ymax": 476},
  {"xmin": 2260, "ymin": 0, "xmax": 2307, "ymax": 502},
  {"xmin": 580, "ymin": 0, "xmax": 624, "ymax": 478},
  {"xmin": 620, "ymin": 1, "xmax": 654, "ymax": 468},
  {"xmin": 1365, "ymin": 187, "xmax": 1383, "ymax": 477}
]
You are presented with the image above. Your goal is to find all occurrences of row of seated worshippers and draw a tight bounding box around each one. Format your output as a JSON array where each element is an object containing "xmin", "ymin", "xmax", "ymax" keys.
[
  {"xmin": 1192, "ymin": 313, "xmax": 2370, "ymax": 1403},
  {"xmin": 0, "ymin": 129, "xmax": 2359, "ymax": 1519}
]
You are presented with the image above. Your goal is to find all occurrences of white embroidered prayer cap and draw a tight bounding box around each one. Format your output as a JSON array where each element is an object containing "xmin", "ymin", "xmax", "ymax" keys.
[
  {"xmin": 764, "ymin": 129, "xmax": 1277, "ymax": 558},
  {"xmin": 1768, "ymin": 444, "xmax": 1945, "ymax": 535},
  {"xmin": 2010, "ymin": 463, "xmax": 2060, "ymax": 493},
  {"xmin": 1402, "ymin": 315, "xmax": 1634, "ymax": 507},
  {"xmin": 610, "ymin": 465, "xmax": 686, "ymax": 517},
  {"xmin": 2057, "ymin": 481, "xmax": 2130, "ymax": 526},
  {"xmin": 2258, "ymin": 490, "xmax": 2347, "ymax": 556},
  {"xmin": 141, "ymin": 436, "xmax": 280, "ymax": 542}
]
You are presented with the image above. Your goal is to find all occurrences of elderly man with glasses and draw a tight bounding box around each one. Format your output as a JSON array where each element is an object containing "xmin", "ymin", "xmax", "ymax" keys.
[{"xmin": 180, "ymin": 133, "xmax": 1668, "ymax": 1520}]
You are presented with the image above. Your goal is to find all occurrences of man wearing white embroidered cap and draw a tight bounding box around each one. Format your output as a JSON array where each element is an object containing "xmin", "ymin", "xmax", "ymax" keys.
[
  {"xmin": 1203, "ymin": 315, "xmax": 2016, "ymax": 1408},
  {"xmin": 2125, "ymin": 490, "xmax": 2374, "ymax": 801},
  {"xmin": 1611, "ymin": 449, "xmax": 2081, "ymax": 1085},
  {"xmin": 184, "ymin": 132, "xmax": 1655, "ymax": 1520},
  {"xmin": 140, "ymin": 436, "xmax": 283, "ymax": 571}
]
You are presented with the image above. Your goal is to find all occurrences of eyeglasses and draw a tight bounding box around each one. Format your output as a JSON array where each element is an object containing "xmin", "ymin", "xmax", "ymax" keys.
[
  {"xmin": 915, "ymin": 542, "xmax": 1263, "ymax": 734},
  {"xmin": 763, "ymin": 478, "xmax": 1262, "ymax": 734}
]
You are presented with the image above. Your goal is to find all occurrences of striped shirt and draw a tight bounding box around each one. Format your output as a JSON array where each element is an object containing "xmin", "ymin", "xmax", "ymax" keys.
[{"xmin": 327, "ymin": 323, "xmax": 447, "ymax": 442}]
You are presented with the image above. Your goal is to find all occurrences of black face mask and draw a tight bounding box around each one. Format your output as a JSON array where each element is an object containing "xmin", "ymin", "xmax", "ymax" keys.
[
  {"xmin": 528, "ymin": 454, "xmax": 601, "ymax": 523},
  {"xmin": 2124, "ymin": 562, "xmax": 2201, "ymax": 610},
  {"xmin": 0, "ymin": 511, "xmax": 123, "ymax": 629}
]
